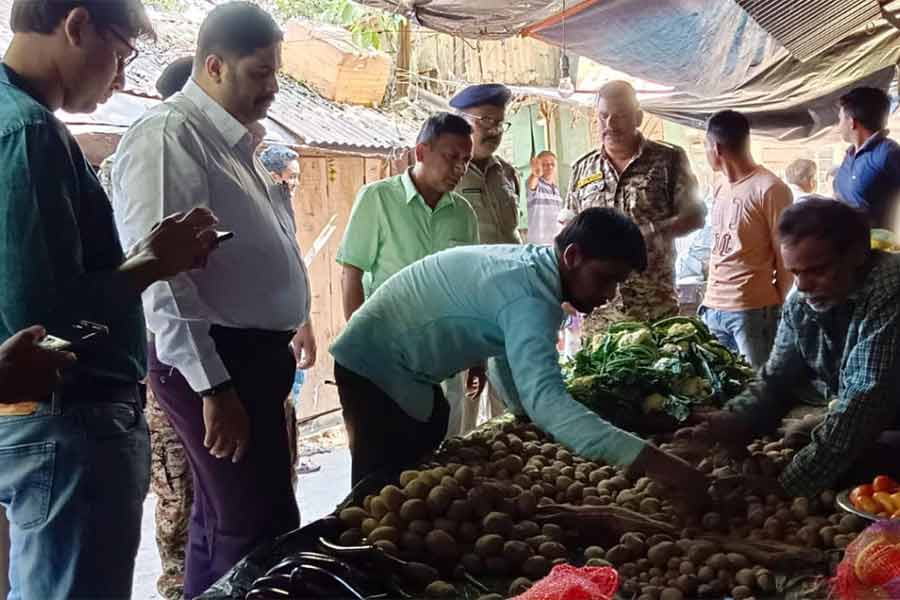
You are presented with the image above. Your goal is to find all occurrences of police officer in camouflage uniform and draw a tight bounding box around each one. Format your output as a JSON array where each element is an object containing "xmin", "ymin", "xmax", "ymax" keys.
[
  {"xmin": 562, "ymin": 81, "xmax": 705, "ymax": 339},
  {"xmin": 450, "ymin": 84, "xmax": 522, "ymax": 427}
]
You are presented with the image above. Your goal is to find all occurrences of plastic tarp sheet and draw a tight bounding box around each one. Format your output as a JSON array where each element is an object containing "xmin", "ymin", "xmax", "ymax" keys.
[
  {"xmin": 356, "ymin": 0, "xmax": 900, "ymax": 140},
  {"xmin": 529, "ymin": 0, "xmax": 900, "ymax": 140}
]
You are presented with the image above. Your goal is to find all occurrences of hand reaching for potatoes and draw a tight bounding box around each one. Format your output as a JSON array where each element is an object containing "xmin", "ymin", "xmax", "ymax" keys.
[{"xmin": 628, "ymin": 444, "xmax": 713, "ymax": 514}]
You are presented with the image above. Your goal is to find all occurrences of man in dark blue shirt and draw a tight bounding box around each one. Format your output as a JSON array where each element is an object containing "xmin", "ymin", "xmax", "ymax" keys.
[
  {"xmin": 0, "ymin": 1, "xmax": 219, "ymax": 597},
  {"xmin": 834, "ymin": 87, "xmax": 900, "ymax": 229}
]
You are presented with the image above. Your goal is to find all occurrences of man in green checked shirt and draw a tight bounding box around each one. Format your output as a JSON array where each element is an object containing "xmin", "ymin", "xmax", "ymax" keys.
[{"xmin": 687, "ymin": 199, "xmax": 900, "ymax": 497}]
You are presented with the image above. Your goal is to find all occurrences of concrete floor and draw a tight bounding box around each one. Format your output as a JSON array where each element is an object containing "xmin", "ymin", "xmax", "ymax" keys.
[{"xmin": 131, "ymin": 447, "xmax": 352, "ymax": 599}]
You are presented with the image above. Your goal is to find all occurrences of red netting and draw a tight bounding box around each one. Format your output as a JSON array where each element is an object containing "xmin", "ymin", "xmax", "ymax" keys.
[
  {"xmin": 832, "ymin": 520, "xmax": 900, "ymax": 600},
  {"xmin": 512, "ymin": 564, "xmax": 619, "ymax": 600}
]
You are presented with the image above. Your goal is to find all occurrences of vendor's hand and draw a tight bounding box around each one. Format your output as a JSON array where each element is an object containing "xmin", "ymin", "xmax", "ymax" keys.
[
  {"xmin": 202, "ymin": 389, "xmax": 250, "ymax": 462},
  {"xmin": 711, "ymin": 474, "xmax": 786, "ymax": 502},
  {"xmin": 530, "ymin": 156, "xmax": 541, "ymax": 174},
  {"xmin": 0, "ymin": 326, "xmax": 76, "ymax": 404},
  {"xmin": 133, "ymin": 208, "xmax": 219, "ymax": 278},
  {"xmin": 466, "ymin": 366, "xmax": 487, "ymax": 400},
  {"xmin": 682, "ymin": 410, "xmax": 755, "ymax": 458},
  {"xmin": 291, "ymin": 321, "xmax": 317, "ymax": 369},
  {"xmin": 628, "ymin": 444, "xmax": 713, "ymax": 513}
]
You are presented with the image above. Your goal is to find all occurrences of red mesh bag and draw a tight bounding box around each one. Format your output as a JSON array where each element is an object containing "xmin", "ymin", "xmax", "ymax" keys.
[
  {"xmin": 512, "ymin": 564, "xmax": 618, "ymax": 600},
  {"xmin": 832, "ymin": 520, "xmax": 900, "ymax": 600}
]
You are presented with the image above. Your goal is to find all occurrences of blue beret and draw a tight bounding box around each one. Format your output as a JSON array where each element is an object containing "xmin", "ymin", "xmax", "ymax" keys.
[
  {"xmin": 449, "ymin": 84, "xmax": 512, "ymax": 109},
  {"xmin": 259, "ymin": 145, "xmax": 299, "ymax": 173}
]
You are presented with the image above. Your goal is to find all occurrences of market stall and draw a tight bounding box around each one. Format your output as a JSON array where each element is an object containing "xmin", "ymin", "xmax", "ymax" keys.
[{"xmin": 199, "ymin": 318, "xmax": 883, "ymax": 600}]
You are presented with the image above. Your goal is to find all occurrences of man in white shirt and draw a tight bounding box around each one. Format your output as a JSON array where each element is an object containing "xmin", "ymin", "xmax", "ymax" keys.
[{"xmin": 111, "ymin": 4, "xmax": 310, "ymax": 596}]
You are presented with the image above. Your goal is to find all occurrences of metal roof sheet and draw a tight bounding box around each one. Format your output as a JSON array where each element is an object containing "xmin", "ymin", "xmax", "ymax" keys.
[
  {"xmin": 731, "ymin": 0, "xmax": 881, "ymax": 61},
  {"xmin": 0, "ymin": 0, "xmax": 419, "ymax": 152}
]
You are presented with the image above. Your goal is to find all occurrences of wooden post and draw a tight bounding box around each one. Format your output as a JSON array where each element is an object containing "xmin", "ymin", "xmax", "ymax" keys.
[{"xmin": 397, "ymin": 18, "xmax": 411, "ymax": 98}]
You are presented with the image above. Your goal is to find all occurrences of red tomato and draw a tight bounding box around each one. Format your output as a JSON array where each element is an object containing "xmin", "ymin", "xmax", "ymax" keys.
[
  {"xmin": 851, "ymin": 484, "xmax": 875, "ymax": 508},
  {"xmin": 873, "ymin": 476, "xmax": 899, "ymax": 493}
]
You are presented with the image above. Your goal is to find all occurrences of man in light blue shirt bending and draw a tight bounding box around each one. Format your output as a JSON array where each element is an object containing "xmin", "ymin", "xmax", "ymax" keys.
[{"xmin": 330, "ymin": 207, "xmax": 710, "ymax": 505}]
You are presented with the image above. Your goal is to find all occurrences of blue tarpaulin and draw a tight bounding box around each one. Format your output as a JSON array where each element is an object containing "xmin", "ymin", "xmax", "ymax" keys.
[{"xmin": 360, "ymin": 0, "xmax": 900, "ymax": 140}]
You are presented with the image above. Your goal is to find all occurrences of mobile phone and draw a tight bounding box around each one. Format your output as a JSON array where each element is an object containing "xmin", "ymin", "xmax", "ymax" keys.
[
  {"xmin": 38, "ymin": 334, "xmax": 72, "ymax": 351},
  {"xmin": 215, "ymin": 230, "xmax": 235, "ymax": 243},
  {"xmin": 39, "ymin": 320, "xmax": 109, "ymax": 351}
]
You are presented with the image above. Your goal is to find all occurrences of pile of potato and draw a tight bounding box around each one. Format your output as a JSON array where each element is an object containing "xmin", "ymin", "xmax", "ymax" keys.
[{"xmin": 335, "ymin": 419, "xmax": 867, "ymax": 599}]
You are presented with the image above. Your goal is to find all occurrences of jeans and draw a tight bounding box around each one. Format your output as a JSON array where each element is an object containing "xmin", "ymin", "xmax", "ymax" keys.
[
  {"xmin": 0, "ymin": 384, "xmax": 149, "ymax": 600},
  {"xmin": 699, "ymin": 304, "xmax": 781, "ymax": 368}
]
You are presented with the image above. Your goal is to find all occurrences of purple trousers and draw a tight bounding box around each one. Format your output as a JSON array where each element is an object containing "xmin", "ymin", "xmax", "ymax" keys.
[{"xmin": 147, "ymin": 326, "xmax": 299, "ymax": 598}]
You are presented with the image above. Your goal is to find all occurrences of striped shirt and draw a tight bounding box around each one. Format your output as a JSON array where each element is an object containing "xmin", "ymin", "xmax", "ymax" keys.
[
  {"xmin": 727, "ymin": 251, "xmax": 900, "ymax": 496},
  {"xmin": 525, "ymin": 178, "xmax": 563, "ymax": 245}
]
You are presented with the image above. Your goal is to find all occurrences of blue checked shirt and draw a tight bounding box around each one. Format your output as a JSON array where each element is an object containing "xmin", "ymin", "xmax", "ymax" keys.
[{"xmin": 726, "ymin": 252, "xmax": 900, "ymax": 496}]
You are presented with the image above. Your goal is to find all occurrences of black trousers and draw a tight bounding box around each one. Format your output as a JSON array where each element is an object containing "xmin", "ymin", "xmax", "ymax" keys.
[
  {"xmin": 334, "ymin": 363, "xmax": 449, "ymax": 487},
  {"xmin": 148, "ymin": 325, "xmax": 299, "ymax": 598}
]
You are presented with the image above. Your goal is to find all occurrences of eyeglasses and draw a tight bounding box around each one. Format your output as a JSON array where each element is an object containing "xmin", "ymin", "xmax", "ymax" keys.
[
  {"xmin": 461, "ymin": 113, "xmax": 512, "ymax": 132},
  {"xmin": 106, "ymin": 27, "xmax": 139, "ymax": 69}
]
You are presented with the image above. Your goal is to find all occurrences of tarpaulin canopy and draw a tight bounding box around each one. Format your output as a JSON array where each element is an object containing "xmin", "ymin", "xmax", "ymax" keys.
[{"xmin": 362, "ymin": 0, "xmax": 900, "ymax": 139}]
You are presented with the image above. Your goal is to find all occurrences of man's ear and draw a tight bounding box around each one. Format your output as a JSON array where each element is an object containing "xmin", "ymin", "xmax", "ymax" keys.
[
  {"xmin": 635, "ymin": 109, "xmax": 644, "ymax": 129},
  {"xmin": 63, "ymin": 6, "xmax": 92, "ymax": 49},
  {"xmin": 414, "ymin": 142, "xmax": 427, "ymax": 164},
  {"xmin": 205, "ymin": 54, "xmax": 225, "ymax": 84},
  {"xmin": 561, "ymin": 243, "xmax": 580, "ymax": 270}
]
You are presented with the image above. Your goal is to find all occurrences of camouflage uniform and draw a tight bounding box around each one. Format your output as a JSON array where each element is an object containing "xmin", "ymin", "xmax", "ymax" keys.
[
  {"xmin": 146, "ymin": 383, "xmax": 193, "ymax": 600},
  {"xmin": 100, "ymin": 157, "xmax": 191, "ymax": 600},
  {"xmin": 564, "ymin": 136, "xmax": 699, "ymax": 339}
]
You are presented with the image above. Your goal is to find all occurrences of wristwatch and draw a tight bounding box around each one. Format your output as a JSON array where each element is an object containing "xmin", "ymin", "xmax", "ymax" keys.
[{"xmin": 199, "ymin": 379, "xmax": 234, "ymax": 398}]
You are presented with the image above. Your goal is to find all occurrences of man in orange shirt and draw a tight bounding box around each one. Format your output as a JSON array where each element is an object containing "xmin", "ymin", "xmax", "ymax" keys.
[{"xmin": 701, "ymin": 110, "xmax": 793, "ymax": 368}]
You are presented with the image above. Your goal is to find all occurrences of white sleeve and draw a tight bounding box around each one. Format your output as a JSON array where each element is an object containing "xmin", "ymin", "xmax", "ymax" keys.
[{"xmin": 111, "ymin": 114, "xmax": 229, "ymax": 392}]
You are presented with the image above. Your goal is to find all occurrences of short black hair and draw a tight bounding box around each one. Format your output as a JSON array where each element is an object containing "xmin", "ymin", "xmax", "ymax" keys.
[
  {"xmin": 555, "ymin": 207, "xmax": 647, "ymax": 272},
  {"xmin": 416, "ymin": 112, "xmax": 473, "ymax": 145},
  {"xmin": 839, "ymin": 87, "xmax": 891, "ymax": 133},
  {"xmin": 778, "ymin": 198, "xmax": 870, "ymax": 255},
  {"xmin": 706, "ymin": 110, "xmax": 750, "ymax": 152},
  {"xmin": 195, "ymin": 2, "xmax": 282, "ymax": 69},
  {"xmin": 11, "ymin": 0, "xmax": 154, "ymax": 40},
  {"xmin": 156, "ymin": 56, "xmax": 193, "ymax": 99}
]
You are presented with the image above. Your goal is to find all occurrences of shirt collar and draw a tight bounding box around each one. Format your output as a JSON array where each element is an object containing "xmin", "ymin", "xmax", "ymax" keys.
[
  {"xmin": 0, "ymin": 63, "xmax": 47, "ymax": 107},
  {"xmin": 850, "ymin": 130, "xmax": 888, "ymax": 157},
  {"xmin": 182, "ymin": 79, "xmax": 252, "ymax": 149},
  {"xmin": 468, "ymin": 155, "xmax": 501, "ymax": 177},
  {"xmin": 401, "ymin": 169, "xmax": 455, "ymax": 208}
]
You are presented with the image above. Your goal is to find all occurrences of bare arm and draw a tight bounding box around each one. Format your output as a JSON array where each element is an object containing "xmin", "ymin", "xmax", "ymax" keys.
[{"xmin": 341, "ymin": 264, "xmax": 365, "ymax": 322}]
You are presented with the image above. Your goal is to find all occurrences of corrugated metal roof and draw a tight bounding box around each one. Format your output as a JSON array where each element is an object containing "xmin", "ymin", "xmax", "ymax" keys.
[
  {"xmin": 0, "ymin": 0, "xmax": 418, "ymax": 152},
  {"xmin": 734, "ymin": 0, "xmax": 881, "ymax": 61}
]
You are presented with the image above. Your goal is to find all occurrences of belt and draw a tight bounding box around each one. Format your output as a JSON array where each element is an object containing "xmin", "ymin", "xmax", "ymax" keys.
[
  {"xmin": 209, "ymin": 324, "xmax": 295, "ymax": 349},
  {"xmin": 59, "ymin": 377, "xmax": 141, "ymax": 405}
]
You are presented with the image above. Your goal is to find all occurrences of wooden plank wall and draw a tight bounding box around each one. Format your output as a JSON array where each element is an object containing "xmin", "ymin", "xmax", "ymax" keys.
[{"xmin": 291, "ymin": 153, "xmax": 404, "ymax": 419}]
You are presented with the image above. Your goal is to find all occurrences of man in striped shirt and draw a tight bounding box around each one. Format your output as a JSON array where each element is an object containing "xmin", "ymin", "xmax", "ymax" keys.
[{"xmin": 523, "ymin": 150, "xmax": 563, "ymax": 245}]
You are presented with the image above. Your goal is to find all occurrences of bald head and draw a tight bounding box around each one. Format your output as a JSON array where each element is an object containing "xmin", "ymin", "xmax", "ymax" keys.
[{"xmin": 595, "ymin": 80, "xmax": 642, "ymax": 148}]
